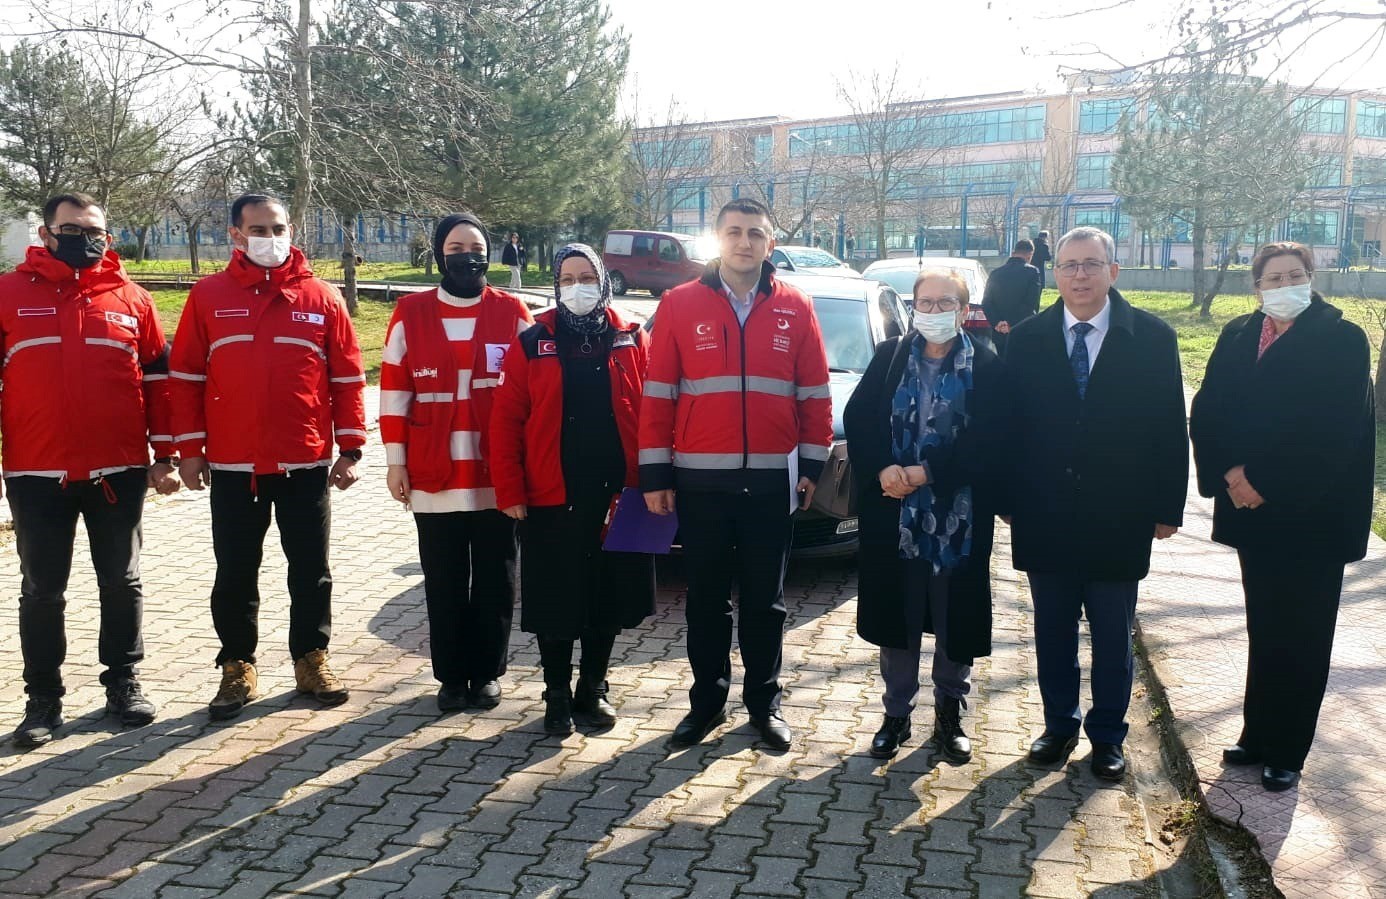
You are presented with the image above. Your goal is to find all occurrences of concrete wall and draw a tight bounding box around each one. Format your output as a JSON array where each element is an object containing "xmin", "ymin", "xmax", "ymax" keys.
[{"xmin": 1111, "ymin": 267, "xmax": 1386, "ymax": 299}]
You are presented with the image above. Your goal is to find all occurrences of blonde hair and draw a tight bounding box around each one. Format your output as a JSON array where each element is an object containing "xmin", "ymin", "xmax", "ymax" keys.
[{"xmin": 912, "ymin": 268, "xmax": 970, "ymax": 304}]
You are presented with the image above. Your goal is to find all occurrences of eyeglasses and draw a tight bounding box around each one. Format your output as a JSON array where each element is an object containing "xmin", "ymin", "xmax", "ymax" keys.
[
  {"xmin": 913, "ymin": 296, "xmax": 961, "ymax": 312},
  {"xmin": 1054, "ymin": 260, "xmax": 1109, "ymax": 276},
  {"xmin": 53, "ymin": 224, "xmax": 111, "ymax": 240},
  {"xmin": 1255, "ymin": 270, "xmax": 1310, "ymax": 287},
  {"xmin": 557, "ymin": 273, "xmax": 601, "ymax": 287}
]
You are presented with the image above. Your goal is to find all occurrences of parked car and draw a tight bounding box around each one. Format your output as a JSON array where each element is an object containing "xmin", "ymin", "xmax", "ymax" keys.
[
  {"xmin": 770, "ymin": 245, "xmax": 861, "ymax": 277},
  {"xmin": 642, "ymin": 271, "xmax": 911, "ymax": 559},
  {"xmin": 862, "ymin": 256, "xmax": 992, "ymax": 335},
  {"xmin": 603, "ymin": 230, "xmax": 708, "ymax": 297}
]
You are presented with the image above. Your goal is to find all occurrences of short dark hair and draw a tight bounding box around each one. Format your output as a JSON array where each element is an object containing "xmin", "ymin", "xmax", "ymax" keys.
[
  {"xmin": 1037, "ymin": 230, "xmax": 1050, "ymax": 239},
  {"xmin": 230, "ymin": 192, "xmax": 285, "ymax": 228},
  {"xmin": 42, "ymin": 192, "xmax": 101, "ymax": 227},
  {"xmin": 1013, "ymin": 239, "xmax": 1034, "ymax": 255},
  {"xmin": 1251, "ymin": 241, "xmax": 1314, "ymax": 284},
  {"xmin": 716, "ymin": 198, "xmax": 771, "ymax": 230}
]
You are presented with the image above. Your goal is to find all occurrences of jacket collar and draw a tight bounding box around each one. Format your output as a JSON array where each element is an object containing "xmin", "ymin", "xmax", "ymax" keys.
[
  {"xmin": 697, "ymin": 258, "xmax": 776, "ymax": 300},
  {"xmin": 17, "ymin": 245, "xmax": 131, "ymax": 291},
  {"xmin": 534, "ymin": 305, "xmax": 638, "ymax": 336},
  {"xmin": 227, "ymin": 245, "xmax": 314, "ymax": 295},
  {"xmin": 1044, "ymin": 287, "xmax": 1134, "ymax": 335}
]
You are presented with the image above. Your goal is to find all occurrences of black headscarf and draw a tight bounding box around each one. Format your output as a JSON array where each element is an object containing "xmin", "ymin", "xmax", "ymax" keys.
[
  {"xmin": 552, "ymin": 242, "xmax": 611, "ymax": 336},
  {"xmin": 433, "ymin": 212, "xmax": 489, "ymax": 297}
]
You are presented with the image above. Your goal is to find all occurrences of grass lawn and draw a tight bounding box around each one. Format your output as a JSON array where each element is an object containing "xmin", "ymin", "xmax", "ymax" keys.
[{"xmin": 127, "ymin": 258, "xmax": 555, "ymax": 288}]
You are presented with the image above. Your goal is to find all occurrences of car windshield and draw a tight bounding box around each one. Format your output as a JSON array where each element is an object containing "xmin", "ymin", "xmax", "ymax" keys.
[
  {"xmin": 785, "ymin": 247, "xmax": 843, "ymax": 268},
  {"xmin": 868, "ymin": 265, "xmax": 980, "ymax": 305},
  {"xmin": 810, "ymin": 296, "xmax": 874, "ymax": 373},
  {"xmin": 681, "ymin": 238, "xmax": 710, "ymax": 262}
]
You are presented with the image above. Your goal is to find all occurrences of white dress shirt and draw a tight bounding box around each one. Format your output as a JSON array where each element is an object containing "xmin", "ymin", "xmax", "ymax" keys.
[
  {"xmin": 721, "ymin": 278, "xmax": 757, "ymax": 325},
  {"xmin": 1062, "ymin": 297, "xmax": 1112, "ymax": 368}
]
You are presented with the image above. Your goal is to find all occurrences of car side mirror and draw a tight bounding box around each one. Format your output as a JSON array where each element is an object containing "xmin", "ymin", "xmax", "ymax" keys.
[{"xmin": 775, "ymin": 260, "xmax": 791, "ymax": 270}]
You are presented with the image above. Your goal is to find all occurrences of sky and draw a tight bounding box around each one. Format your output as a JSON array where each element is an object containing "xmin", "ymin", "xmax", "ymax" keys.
[{"xmin": 605, "ymin": 0, "xmax": 1386, "ymax": 123}]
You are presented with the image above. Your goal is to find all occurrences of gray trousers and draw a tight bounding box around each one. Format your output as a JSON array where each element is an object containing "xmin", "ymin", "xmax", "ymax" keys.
[{"xmin": 879, "ymin": 562, "xmax": 972, "ymax": 718}]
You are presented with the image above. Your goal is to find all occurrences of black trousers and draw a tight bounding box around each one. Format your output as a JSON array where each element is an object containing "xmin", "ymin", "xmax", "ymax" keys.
[
  {"xmin": 209, "ymin": 468, "xmax": 332, "ymax": 666},
  {"xmin": 414, "ymin": 510, "xmax": 517, "ymax": 688},
  {"xmin": 1237, "ymin": 549, "xmax": 1345, "ymax": 771},
  {"xmin": 537, "ymin": 631, "xmax": 617, "ymax": 691},
  {"xmin": 677, "ymin": 489, "xmax": 793, "ymax": 717},
  {"xmin": 8, "ymin": 469, "xmax": 148, "ymax": 697}
]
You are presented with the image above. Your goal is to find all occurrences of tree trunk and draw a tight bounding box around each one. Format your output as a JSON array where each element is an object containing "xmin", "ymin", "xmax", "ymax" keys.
[
  {"xmin": 341, "ymin": 218, "xmax": 359, "ymax": 314},
  {"xmin": 187, "ymin": 223, "xmax": 201, "ymax": 274},
  {"xmin": 1190, "ymin": 217, "xmax": 1207, "ymax": 312},
  {"xmin": 290, "ymin": 0, "xmax": 313, "ymax": 247},
  {"xmin": 1200, "ymin": 253, "xmax": 1234, "ymax": 318},
  {"xmin": 135, "ymin": 225, "xmax": 149, "ymax": 263},
  {"xmin": 875, "ymin": 200, "xmax": 887, "ymax": 262}
]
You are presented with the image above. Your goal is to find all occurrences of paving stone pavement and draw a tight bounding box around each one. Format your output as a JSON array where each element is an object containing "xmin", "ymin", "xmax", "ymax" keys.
[{"xmin": 0, "ymin": 389, "xmax": 1180, "ymax": 897}]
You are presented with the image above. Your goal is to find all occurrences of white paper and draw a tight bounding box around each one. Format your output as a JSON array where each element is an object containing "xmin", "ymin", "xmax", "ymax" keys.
[{"xmin": 788, "ymin": 450, "xmax": 799, "ymax": 514}]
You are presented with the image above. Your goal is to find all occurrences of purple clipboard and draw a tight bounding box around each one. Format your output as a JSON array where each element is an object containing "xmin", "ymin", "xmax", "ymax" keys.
[{"xmin": 602, "ymin": 487, "xmax": 679, "ymax": 555}]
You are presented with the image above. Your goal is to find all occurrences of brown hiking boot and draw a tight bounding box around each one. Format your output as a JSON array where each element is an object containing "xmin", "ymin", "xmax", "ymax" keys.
[
  {"xmin": 294, "ymin": 649, "xmax": 349, "ymax": 706},
  {"xmin": 209, "ymin": 661, "xmax": 260, "ymax": 721}
]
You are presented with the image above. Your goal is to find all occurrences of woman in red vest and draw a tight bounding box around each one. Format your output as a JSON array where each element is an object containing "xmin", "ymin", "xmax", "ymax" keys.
[
  {"xmin": 490, "ymin": 244, "xmax": 655, "ymax": 735},
  {"xmin": 380, "ymin": 213, "xmax": 533, "ymax": 713}
]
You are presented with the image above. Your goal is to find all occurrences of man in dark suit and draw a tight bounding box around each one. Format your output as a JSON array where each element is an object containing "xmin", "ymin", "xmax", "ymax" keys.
[
  {"xmin": 1031, "ymin": 231, "xmax": 1053, "ymax": 288},
  {"xmin": 982, "ymin": 239, "xmax": 1042, "ymax": 352},
  {"xmin": 1001, "ymin": 226, "xmax": 1187, "ymax": 782}
]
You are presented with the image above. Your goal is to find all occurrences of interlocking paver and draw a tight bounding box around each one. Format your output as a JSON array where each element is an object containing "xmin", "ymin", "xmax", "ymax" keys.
[{"xmin": 0, "ymin": 379, "xmax": 1195, "ymax": 898}]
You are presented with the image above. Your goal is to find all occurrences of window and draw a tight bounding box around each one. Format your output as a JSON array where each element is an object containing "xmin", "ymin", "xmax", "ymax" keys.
[
  {"xmin": 1294, "ymin": 96, "xmax": 1347, "ymax": 135},
  {"xmin": 1308, "ymin": 154, "xmax": 1343, "ymax": 187},
  {"xmin": 1079, "ymin": 98, "xmax": 1134, "ymax": 134},
  {"xmin": 1288, "ymin": 211, "xmax": 1339, "ymax": 246},
  {"xmin": 1075, "ymin": 154, "xmax": 1112, "ymax": 190},
  {"xmin": 656, "ymin": 239, "xmax": 681, "ymax": 262},
  {"xmin": 634, "ymin": 136, "xmax": 710, "ymax": 168},
  {"xmin": 754, "ymin": 133, "xmax": 773, "ymax": 167},
  {"xmin": 632, "ymin": 236, "xmax": 654, "ymax": 257},
  {"xmin": 1353, "ymin": 155, "xmax": 1386, "ymax": 185},
  {"xmin": 1072, "ymin": 207, "xmax": 1129, "ymax": 243},
  {"xmin": 893, "ymin": 160, "xmax": 1041, "ymax": 199},
  {"xmin": 912, "ymin": 105, "xmax": 1046, "ymax": 146},
  {"xmin": 810, "ymin": 296, "xmax": 875, "ymax": 373},
  {"xmin": 1358, "ymin": 101, "xmax": 1386, "ymax": 140}
]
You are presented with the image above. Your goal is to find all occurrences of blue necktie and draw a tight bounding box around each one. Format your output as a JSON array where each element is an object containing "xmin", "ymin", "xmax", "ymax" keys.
[{"xmin": 1070, "ymin": 322, "xmax": 1094, "ymax": 399}]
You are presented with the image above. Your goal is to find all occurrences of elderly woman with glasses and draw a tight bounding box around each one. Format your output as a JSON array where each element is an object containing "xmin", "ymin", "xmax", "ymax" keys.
[
  {"xmin": 1190, "ymin": 241, "xmax": 1375, "ymax": 792},
  {"xmin": 843, "ymin": 268, "xmax": 1007, "ymax": 762}
]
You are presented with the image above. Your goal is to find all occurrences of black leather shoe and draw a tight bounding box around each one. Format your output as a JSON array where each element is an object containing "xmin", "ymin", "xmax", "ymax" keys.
[
  {"xmin": 1262, "ymin": 766, "xmax": 1300, "ymax": 792},
  {"xmin": 1090, "ymin": 742, "xmax": 1126, "ymax": 781},
  {"xmin": 13, "ymin": 697, "xmax": 63, "ymax": 749},
  {"xmin": 669, "ymin": 707, "xmax": 727, "ymax": 747},
  {"xmin": 106, "ymin": 679, "xmax": 156, "ymax": 727},
  {"xmin": 543, "ymin": 689, "xmax": 574, "ymax": 736},
  {"xmin": 1027, "ymin": 731, "xmax": 1080, "ymax": 765},
  {"xmin": 869, "ymin": 715, "xmax": 911, "ymax": 759},
  {"xmin": 933, "ymin": 699, "xmax": 972, "ymax": 763},
  {"xmin": 1222, "ymin": 744, "xmax": 1261, "ymax": 765},
  {"xmin": 750, "ymin": 713, "xmax": 793, "ymax": 751},
  {"xmin": 469, "ymin": 680, "xmax": 502, "ymax": 710},
  {"xmin": 437, "ymin": 683, "xmax": 468, "ymax": 713},
  {"xmin": 573, "ymin": 678, "xmax": 617, "ymax": 728}
]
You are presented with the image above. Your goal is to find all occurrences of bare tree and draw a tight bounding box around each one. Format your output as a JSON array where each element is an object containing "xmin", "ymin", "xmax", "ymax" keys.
[{"xmin": 625, "ymin": 93, "xmax": 713, "ymax": 231}]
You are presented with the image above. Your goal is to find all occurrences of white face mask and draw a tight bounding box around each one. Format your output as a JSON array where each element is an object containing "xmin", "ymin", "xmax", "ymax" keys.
[
  {"xmin": 559, "ymin": 282, "xmax": 602, "ymax": 316},
  {"xmin": 1259, "ymin": 282, "xmax": 1312, "ymax": 322},
  {"xmin": 914, "ymin": 310, "xmax": 960, "ymax": 344},
  {"xmin": 244, "ymin": 234, "xmax": 291, "ymax": 268}
]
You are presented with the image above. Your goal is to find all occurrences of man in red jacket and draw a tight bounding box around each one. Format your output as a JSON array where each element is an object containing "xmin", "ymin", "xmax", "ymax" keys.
[
  {"xmin": 639, "ymin": 198, "xmax": 833, "ymax": 750},
  {"xmin": 170, "ymin": 193, "xmax": 367, "ymax": 721},
  {"xmin": 0, "ymin": 192, "xmax": 179, "ymax": 748}
]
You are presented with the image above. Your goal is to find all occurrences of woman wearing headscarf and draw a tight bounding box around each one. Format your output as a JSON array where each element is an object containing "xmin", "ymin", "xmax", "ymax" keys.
[
  {"xmin": 842, "ymin": 268, "xmax": 1006, "ymax": 762},
  {"xmin": 1190, "ymin": 241, "xmax": 1374, "ymax": 791},
  {"xmin": 489, "ymin": 243, "xmax": 656, "ymax": 736},
  {"xmin": 379, "ymin": 213, "xmax": 534, "ymax": 713}
]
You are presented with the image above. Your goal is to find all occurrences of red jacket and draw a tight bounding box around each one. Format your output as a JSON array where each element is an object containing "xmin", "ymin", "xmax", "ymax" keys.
[
  {"xmin": 490, "ymin": 308, "xmax": 648, "ymax": 509},
  {"xmin": 169, "ymin": 248, "xmax": 366, "ymax": 474},
  {"xmin": 637, "ymin": 260, "xmax": 832, "ymax": 494},
  {"xmin": 0, "ymin": 246, "xmax": 172, "ymax": 481}
]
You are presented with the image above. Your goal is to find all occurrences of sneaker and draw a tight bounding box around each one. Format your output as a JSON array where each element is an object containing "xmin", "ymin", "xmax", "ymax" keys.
[
  {"xmin": 13, "ymin": 697, "xmax": 63, "ymax": 749},
  {"xmin": 106, "ymin": 679, "xmax": 157, "ymax": 727},
  {"xmin": 209, "ymin": 661, "xmax": 261, "ymax": 721},
  {"xmin": 294, "ymin": 649, "xmax": 349, "ymax": 706},
  {"xmin": 468, "ymin": 679, "xmax": 501, "ymax": 710}
]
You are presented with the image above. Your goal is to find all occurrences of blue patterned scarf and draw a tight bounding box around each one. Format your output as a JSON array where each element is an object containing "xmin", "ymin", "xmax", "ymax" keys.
[{"xmin": 889, "ymin": 333, "xmax": 975, "ymax": 570}]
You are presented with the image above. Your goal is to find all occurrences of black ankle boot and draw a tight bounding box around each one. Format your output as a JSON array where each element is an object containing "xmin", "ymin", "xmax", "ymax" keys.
[
  {"xmin": 870, "ymin": 715, "xmax": 911, "ymax": 759},
  {"xmin": 543, "ymin": 688, "xmax": 573, "ymax": 736},
  {"xmin": 933, "ymin": 697, "xmax": 972, "ymax": 763},
  {"xmin": 573, "ymin": 677, "xmax": 616, "ymax": 728}
]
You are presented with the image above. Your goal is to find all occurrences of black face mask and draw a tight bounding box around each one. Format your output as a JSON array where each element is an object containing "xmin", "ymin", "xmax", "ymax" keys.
[
  {"xmin": 443, "ymin": 252, "xmax": 489, "ymax": 298},
  {"xmin": 51, "ymin": 233, "xmax": 106, "ymax": 270}
]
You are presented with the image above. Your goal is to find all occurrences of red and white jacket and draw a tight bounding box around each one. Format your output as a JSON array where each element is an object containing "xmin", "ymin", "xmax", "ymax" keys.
[
  {"xmin": 638, "ymin": 260, "xmax": 832, "ymax": 494},
  {"xmin": 378, "ymin": 284, "xmax": 532, "ymax": 513},
  {"xmin": 490, "ymin": 308, "xmax": 647, "ymax": 510},
  {"xmin": 169, "ymin": 248, "xmax": 366, "ymax": 474},
  {"xmin": 0, "ymin": 245, "xmax": 172, "ymax": 481}
]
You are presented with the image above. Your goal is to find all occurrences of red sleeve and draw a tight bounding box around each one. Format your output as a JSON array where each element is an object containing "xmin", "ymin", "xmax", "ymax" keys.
[
  {"xmin": 134, "ymin": 288, "xmax": 173, "ymax": 458},
  {"xmin": 379, "ymin": 304, "xmax": 412, "ymax": 465},
  {"xmin": 325, "ymin": 286, "xmax": 367, "ymax": 452},
  {"xmin": 489, "ymin": 337, "xmax": 530, "ymax": 509},
  {"xmin": 794, "ymin": 297, "xmax": 833, "ymax": 482},
  {"xmin": 168, "ymin": 287, "xmax": 210, "ymax": 459},
  {"xmin": 637, "ymin": 301, "xmax": 680, "ymax": 492}
]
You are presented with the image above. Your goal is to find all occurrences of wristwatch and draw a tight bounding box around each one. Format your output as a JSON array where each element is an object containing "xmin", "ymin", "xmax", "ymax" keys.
[{"xmin": 339, "ymin": 449, "xmax": 364, "ymax": 462}]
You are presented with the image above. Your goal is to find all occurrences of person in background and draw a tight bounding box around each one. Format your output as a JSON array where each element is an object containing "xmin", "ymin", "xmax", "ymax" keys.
[
  {"xmin": 982, "ymin": 239, "xmax": 1043, "ymax": 353},
  {"xmin": 490, "ymin": 243, "xmax": 655, "ymax": 735},
  {"xmin": 1031, "ymin": 230, "xmax": 1053, "ymax": 289},
  {"xmin": 503, "ymin": 232, "xmax": 525, "ymax": 289},
  {"xmin": 1190, "ymin": 241, "xmax": 1374, "ymax": 792},
  {"xmin": 380, "ymin": 213, "xmax": 533, "ymax": 713}
]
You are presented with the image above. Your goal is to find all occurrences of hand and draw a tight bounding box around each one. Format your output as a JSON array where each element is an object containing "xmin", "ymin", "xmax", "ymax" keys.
[
  {"xmin": 1154, "ymin": 524, "xmax": 1179, "ymax": 539},
  {"xmin": 644, "ymin": 489, "xmax": 675, "ymax": 515},
  {"xmin": 1224, "ymin": 465, "xmax": 1264, "ymax": 510},
  {"xmin": 179, "ymin": 457, "xmax": 210, "ymax": 490},
  {"xmin": 147, "ymin": 462, "xmax": 181, "ymax": 495},
  {"xmin": 995, "ymin": 321, "xmax": 1011, "ymax": 334},
  {"xmin": 386, "ymin": 464, "xmax": 411, "ymax": 505},
  {"xmin": 330, "ymin": 456, "xmax": 359, "ymax": 491},
  {"xmin": 903, "ymin": 465, "xmax": 928, "ymax": 488},
  {"xmin": 796, "ymin": 476, "xmax": 815, "ymax": 512},
  {"xmin": 879, "ymin": 465, "xmax": 916, "ymax": 500},
  {"xmin": 502, "ymin": 504, "xmax": 527, "ymax": 520}
]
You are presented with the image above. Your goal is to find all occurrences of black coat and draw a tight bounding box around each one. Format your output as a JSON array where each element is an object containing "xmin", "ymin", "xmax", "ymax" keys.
[
  {"xmin": 1189, "ymin": 296, "xmax": 1374, "ymax": 563},
  {"xmin": 843, "ymin": 334, "xmax": 1004, "ymax": 661},
  {"xmin": 1031, "ymin": 237, "xmax": 1052, "ymax": 275},
  {"xmin": 502, "ymin": 242, "xmax": 524, "ymax": 266},
  {"xmin": 982, "ymin": 257, "xmax": 1042, "ymax": 328},
  {"xmin": 1001, "ymin": 289, "xmax": 1188, "ymax": 581}
]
